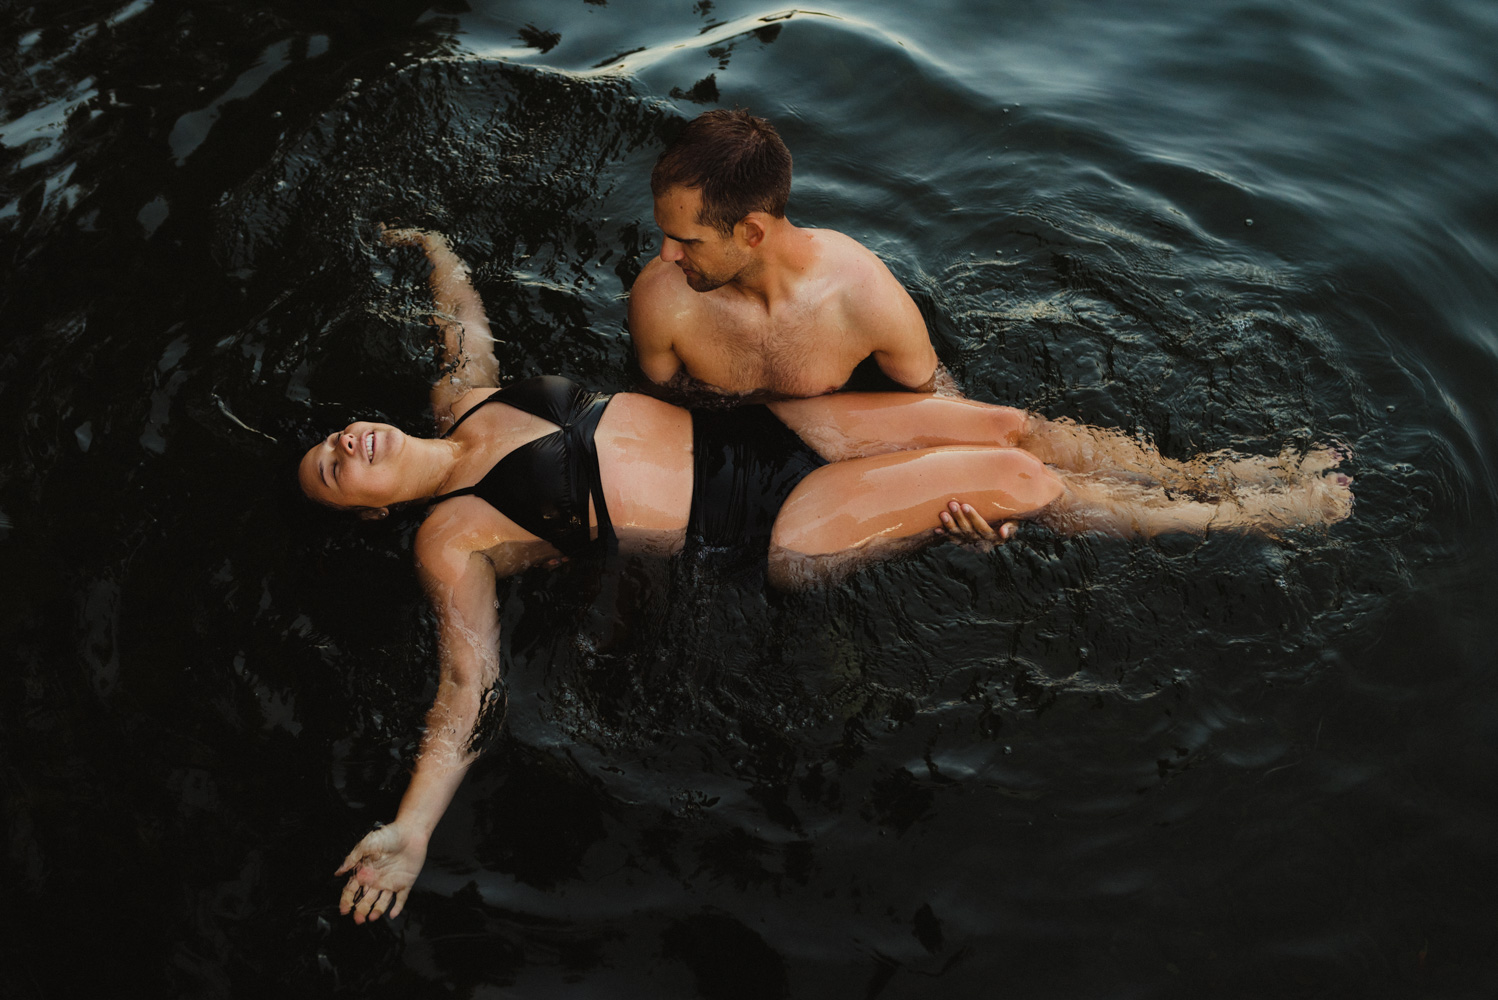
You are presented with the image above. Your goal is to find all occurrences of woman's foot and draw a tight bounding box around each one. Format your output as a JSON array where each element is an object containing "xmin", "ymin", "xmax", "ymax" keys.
[
  {"xmin": 1197, "ymin": 442, "xmax": 1349, "ymax": 492},
  {"xmin": 1231, "ymin": 471, "xmax": 1354, "ymax": 530}
]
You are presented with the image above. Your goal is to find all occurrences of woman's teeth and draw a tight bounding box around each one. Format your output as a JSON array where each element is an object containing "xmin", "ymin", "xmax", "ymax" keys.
[{"xmin": 364, "ymin": 433, "xmax": 374, "ymax": 462}]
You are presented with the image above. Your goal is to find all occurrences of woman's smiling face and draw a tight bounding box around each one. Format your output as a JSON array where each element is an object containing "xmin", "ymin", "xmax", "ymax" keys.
[{"xmin": 298, "ymin": 421, "xmax": 410, "ymax": 509}]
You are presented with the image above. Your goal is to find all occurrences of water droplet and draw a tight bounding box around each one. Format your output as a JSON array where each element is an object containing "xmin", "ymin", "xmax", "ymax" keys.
[
  {"xmin": 1244, "ymin": 218, "xmax": 1254, "ymax": 226},
  {"xmin": 1386, "ymin": 404, "xmax": 1396, "ymax": 412},
  {"xmin": 1174, "ymin": 289, "xmax": 1183, "ymax": 297}
]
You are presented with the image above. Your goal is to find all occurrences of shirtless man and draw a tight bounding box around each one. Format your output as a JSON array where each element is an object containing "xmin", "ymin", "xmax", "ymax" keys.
[{"xmin": 629, "ymin": 109, "xmax": 952, "ymax": 399}]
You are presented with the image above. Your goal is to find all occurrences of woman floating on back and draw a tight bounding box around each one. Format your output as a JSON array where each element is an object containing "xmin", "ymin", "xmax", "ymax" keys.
[{"xmin": 300, "ymin": 229, "xmax": 1351, "ymax": 922}]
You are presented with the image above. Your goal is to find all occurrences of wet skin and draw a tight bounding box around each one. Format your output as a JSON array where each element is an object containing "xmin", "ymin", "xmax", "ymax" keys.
[
  {"xmin": 314, "ymin": 229, "xmax": 1353, "ymax": 923},
  {"xmin": 300, "ymin": 423, "xmax": 425, "ymax": 510},
  {"xmin": 629, "ymin": 185, "xmax": 939, "ymax": 397},
  {"xmin": 300, "ymin": 390, "xmax": 1055, "ymax": 554}
]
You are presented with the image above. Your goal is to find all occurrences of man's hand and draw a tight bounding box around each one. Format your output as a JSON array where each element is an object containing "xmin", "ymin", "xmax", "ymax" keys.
[{"xmin": 934, "ymin": 500, "xmax": 1017, "ymax": 553}]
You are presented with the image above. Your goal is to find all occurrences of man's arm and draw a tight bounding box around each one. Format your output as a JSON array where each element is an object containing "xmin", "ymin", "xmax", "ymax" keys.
[
  {"xmin": 839, "ymin": 240, "xmax": 959, "ymax": 395},
  {"xmin": 627, "ymin": 260, "xmax": 686, "ymax": 385},
  {"xmin": 861, "ymin": 277, "xmax": 943, "ymax": 393}
]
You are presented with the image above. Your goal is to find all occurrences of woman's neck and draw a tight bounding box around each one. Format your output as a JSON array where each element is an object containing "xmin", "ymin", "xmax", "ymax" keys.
[{"xmin": 402, "ymin": 434, "xmax": 465, "ymax": 503}]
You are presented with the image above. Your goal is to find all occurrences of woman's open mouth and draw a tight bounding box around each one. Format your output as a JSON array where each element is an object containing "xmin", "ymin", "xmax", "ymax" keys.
[{"xmin": 364, "ymin": 432, "xmax": 375, "ymax": 462}]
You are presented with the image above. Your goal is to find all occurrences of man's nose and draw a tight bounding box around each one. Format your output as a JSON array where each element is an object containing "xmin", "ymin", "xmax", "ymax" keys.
[{"xmin": 659, "ymin": 237, "xmax": 683, "ymax": 262}]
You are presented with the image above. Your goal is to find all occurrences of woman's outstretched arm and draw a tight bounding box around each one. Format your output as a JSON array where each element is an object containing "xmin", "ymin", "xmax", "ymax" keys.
[
  {"xmin": 382, "ymin": 227, "xmax": 500, "ymax": 427},
  {"xmin": 334, "ymin": 533, "xmax": 504, "ymax": 923}
]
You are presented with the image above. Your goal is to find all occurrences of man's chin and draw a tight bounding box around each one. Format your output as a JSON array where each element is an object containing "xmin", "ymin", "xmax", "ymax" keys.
[{"xmin": 682, "ymin": 269, "xmax": 726, "ymax": 293}]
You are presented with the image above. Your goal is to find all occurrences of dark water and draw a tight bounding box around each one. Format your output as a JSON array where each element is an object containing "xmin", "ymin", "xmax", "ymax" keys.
[{"xmin": 4, "ymin": 0, "xmax": 1496, "ymax": 996}]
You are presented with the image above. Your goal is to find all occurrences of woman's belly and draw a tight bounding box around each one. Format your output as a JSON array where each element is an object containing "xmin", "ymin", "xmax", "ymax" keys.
[{"xmin": 595, "ymin": 393, "xmax": 695, "ymax": 542}]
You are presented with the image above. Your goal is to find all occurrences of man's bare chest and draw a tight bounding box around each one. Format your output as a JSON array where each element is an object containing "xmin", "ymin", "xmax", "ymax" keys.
[{"xmin": 681, "ymin": 311, "xmax": 859, "ymax": 396}]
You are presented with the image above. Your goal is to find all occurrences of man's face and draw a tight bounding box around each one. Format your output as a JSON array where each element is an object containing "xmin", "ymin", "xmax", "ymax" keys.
[{"xmin": 652, "ymin": 185, "xmax": 748, "ymax": 292}]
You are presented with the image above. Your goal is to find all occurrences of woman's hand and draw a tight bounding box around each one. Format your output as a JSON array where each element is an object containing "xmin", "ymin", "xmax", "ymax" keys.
[
  {"xmin": 377, "ymin": 224, "xmax": 500, "ymax": 411},
  {"xmin": 334, "ymin": 821, "xmax": 429, "ymax": 923},
  {"xmin": 378, "ymin": 224, "xmax": 444, "ymax": 250},
  {"xmin": 935, "ymin": 500, "xmax": 1016, "ymax": 552}
]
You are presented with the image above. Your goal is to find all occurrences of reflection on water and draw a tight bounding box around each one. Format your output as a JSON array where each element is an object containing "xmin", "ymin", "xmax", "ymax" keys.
[{"xmin": 4, "ymin": 0, "xmax": 1498, "ymax": 997}]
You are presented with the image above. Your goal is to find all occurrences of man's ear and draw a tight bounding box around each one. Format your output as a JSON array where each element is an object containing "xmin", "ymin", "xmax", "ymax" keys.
[
  {"xmin": 736, "ymin": 213, "xmax": 768, "ymax": 248},
  {"xmin": 358, "ymin": 506, "xmax": 390, "ymax": 521}
]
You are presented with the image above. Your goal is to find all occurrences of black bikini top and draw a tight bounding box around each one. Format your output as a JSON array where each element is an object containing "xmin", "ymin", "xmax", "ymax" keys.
[{"xmin": 430, "ymin": 375, "xmax": 615, "ymax": 557}]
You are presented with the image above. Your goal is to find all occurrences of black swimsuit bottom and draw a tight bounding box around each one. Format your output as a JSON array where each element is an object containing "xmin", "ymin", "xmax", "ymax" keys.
[
  {"xmin": 687, "ymin": 405, "xmax": 828, "ymax": 557},
  {"xmin": 430, "ymin": 376, "xmax": 614, "ymax": 557}
]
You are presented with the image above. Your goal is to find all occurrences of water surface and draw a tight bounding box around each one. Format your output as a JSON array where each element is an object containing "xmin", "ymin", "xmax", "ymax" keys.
[{"xmin": 3, "ymin": 1, "xmax": 1496, "ymax": 996}]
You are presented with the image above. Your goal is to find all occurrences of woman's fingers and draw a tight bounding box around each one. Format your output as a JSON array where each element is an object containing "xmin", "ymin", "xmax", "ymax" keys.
[
  {"xmin": 339, "ymin": 862, "xmax": 398, "ymax": 923},
  {"xmin": 353, "ymin": 884, "xmax": 378, "ymax": 923},
  {"xmin": 339, "ymin": 876, "xmax": 363, "ymax": 916},
  {"xmin": 366, "ymin": 889, "xmax": 392, "ymax": 922},
  {"xmin": 334, "ymin": 824, "xmax": 420, "ymax": 922},
  {"xmin": 379, "ymin": 225, "xmax": 428, "ymax": 248}
]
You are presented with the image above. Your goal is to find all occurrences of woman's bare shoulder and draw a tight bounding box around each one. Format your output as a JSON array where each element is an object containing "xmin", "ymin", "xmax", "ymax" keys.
[
  {"xmin": 433, "ymin": 386, "xmax": 502, "ymax": 434},
  {"xmin": 415, "ymin": 499, "xmax": 554, "ymax": 582}
]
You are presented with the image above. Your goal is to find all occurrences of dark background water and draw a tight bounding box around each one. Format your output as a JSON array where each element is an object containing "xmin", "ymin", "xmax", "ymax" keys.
[{"xmin": 4, "ymin": 1, "xmax": 1496, "ymax": 997}]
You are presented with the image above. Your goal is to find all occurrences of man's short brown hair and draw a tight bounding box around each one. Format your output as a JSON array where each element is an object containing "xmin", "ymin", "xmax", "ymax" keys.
[{"xmin": 651, "ymin": 109, "xmax": 792, "ymax": 235}]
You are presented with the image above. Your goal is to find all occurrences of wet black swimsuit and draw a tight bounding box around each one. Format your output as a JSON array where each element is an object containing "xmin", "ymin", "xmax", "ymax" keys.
[
  {"xmin": 687, "ymin": 405, "xmax": 828, "ymax": 559},
  {"xmin": 431, "ymin": 376, "xmax": 614, "ymax": 557},
  {"xmin": 429, "ymin": 376, "xmax": 827, "ymax": 566}
]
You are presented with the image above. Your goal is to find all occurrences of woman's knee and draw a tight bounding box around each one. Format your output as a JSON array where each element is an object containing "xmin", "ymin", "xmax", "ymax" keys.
[
  {"xmin": 772, "ymin": 446, "xmax": 1062, "ymax": 556},
  {"xmin": 988, "ymin": 406, "xmax": 1030, "ymax": 446},
  {"xmin": 968, "ymin": 448, "xmax": 1065, "ymax": 514}
]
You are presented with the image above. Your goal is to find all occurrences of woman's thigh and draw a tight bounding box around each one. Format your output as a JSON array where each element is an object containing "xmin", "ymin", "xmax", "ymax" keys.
[
  {"xmin": 768, "ymin": 394, "xmax": 1029, "ymax": 462},
  {"xmin": 770, "ymin": 445, "xmax": 1063, "ymax": 556}
]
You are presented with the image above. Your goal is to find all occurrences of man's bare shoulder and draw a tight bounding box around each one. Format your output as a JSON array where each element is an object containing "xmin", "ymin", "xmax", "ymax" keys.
[
  {"xmin": 804, "ymin": 228, "xmax": 917, "ymax": 314},
  {"xmin": 803, "ymin": 228, "xmax": 932, "ymax": 389},
  {"xmin": 804, "ymin": 227, "xmax": 885, "ymax": 264},
  {"xmin": 629, "ymin": 258, "xmax": 701, "ymax": 340},
  {"xmin": 631, "ymin": 256, "xmax": 692, "ymax": 303}
]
